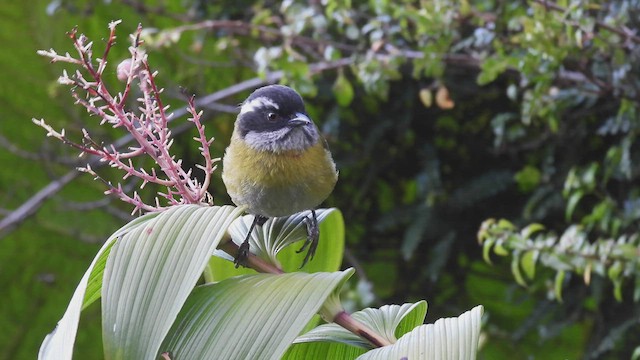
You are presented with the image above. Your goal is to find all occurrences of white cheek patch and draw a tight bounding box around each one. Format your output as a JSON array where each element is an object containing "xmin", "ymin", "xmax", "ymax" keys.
[
  {"xmin": 245, "ymin": 127, "xmax": 319, "ymax": 153},
  {"xmin": 240, "ymin": 96, "xmax": 279, "ymax": 115}
]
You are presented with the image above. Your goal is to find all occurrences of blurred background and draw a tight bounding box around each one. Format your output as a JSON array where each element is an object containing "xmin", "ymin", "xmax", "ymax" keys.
[{"xmin": 1, "ymin": 0, "xmax": 639, "ymax": 358}]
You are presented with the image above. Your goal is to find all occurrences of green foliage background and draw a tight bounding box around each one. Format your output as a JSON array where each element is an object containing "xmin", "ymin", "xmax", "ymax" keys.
[{"xmin": 1, "ymin": 0, "xmax": 639, "ymax": 359}]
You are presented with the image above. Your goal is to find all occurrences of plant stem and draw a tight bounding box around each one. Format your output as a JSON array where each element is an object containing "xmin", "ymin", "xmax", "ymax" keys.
[
  {"xmin": 217, "ymin": 236, "xmax": 284, "ymax": 274},
  {"xmin": 333, "ymin": 311, "xmax": 392, "ymax": 347}
]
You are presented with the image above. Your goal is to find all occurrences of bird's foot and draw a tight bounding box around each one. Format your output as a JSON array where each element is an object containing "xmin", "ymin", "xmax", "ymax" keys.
[
  {"xmin": 234, "ymin": 215, "xmax": 267, "ymax": 268},
  {"xmin": 234, "ymin": 238, "xmax": 250, "ymax": 268},
  {"xmin": 297, "ymin": 209, "xmax": 319, "ymax": 268}
]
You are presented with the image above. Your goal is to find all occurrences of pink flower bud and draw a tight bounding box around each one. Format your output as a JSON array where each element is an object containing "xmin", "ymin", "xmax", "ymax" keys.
[{"xmin": 116, "ymin": 59, "xmax": 134, "ymax": 82}]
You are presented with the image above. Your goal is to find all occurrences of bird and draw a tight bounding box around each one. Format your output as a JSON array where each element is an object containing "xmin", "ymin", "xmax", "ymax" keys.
[{"xmin": 222, "ymin": 84, "xmax": 338, "ymax": 268}]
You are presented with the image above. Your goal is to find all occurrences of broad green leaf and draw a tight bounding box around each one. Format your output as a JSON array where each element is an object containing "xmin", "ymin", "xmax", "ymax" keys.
[
  {"xmin": 355, "ymin": 305, "xmax": 483, "ymax": 360},
  {"xmin": 83, "ymin": 212, "xmax": 161, "ymax": 310},
  {"xmin": 282, "ymin": 340, "xmax": 366, "ymax": 360},
  {"xmin": 38, "ymin": 211, "xmax": 160, "ymax": 360},
  {"xmin": 101, "ymin": 204, "xmax": 243, "ymax": 360},
  {"xmin": 294, "ymin": 301, "xmax": 428, "ymax": 349},
  {"xmin": 207, "ymin": 208, "xmax": 344, "ymax": 280},
  {"xmin": 160, "ymin": 269, "xmax": 355, "ymax": 360},
  {"xmin": 278, "ymin": 209, "xmax": 344, "ymax": 273}
]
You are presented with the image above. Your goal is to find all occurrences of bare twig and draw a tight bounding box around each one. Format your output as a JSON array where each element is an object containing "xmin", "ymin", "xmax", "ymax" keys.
[{"xmin": 0, "ymin": 170, "xmax": 78, "ymax": 237}]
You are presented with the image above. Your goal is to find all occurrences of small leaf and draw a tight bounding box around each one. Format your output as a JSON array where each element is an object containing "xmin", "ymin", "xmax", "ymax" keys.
[
  {"xmin": 482, "ymin": 238, "xmax": 495, "ymax": 264},
  {"xmin": 514, "ymin": 165, "xmax": 541, "ymax": 193},
  {"xmin": 565, "ymin": 191, "xmax": 583, "ymax": 221},
  {"xmin": 511, "ymin": 253, "xmax": 527, "ymax": 286},
  {"xmin": 555, "ymin": 270, "xmax": 566, "ymax": 302},
  {"xmin": 613, "ymin": 278, "xmax": 623, "ymax": 302},
  {"xmin": 493, "ymin": 242, "xmax": 509, "ymax": 256},
  {"xmin": 419, "ymin": 88, "xmax": 432, "ymax": 107},
  {"xmin": 520, "ymin": 250, "xmax": 537, "ymax": 280},
  {"xmin": 477, "ymin": 219, "xmax": 495, "ymax": 243},
  {"xmin": 333, "ymin": 72, "xmax": 355, "ymax": 107},
  {"xmin": 435, "ymin": 86, "xmax": 455, "ymax": 109},
  {"xmin": 520, "ymin": 223, "xmax": 545, "ymax": 239},
  {"xmin": 496, "ymin": 219, "xmax": 515, "ymax": 230},
  {"xmin": 608, "ymin": 260, "xmax": 623, "ymax": 281}
]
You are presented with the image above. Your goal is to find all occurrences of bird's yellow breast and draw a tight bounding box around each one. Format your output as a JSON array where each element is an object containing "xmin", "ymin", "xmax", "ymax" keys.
[{"xmin": 222, "ymin": 137, "xmax": 338, "ymax": 217}]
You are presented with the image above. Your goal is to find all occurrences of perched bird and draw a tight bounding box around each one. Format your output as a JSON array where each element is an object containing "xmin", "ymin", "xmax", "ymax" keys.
[{"xmin": 222, "ymin": 85, "xmax": 338, "ymax": 267}]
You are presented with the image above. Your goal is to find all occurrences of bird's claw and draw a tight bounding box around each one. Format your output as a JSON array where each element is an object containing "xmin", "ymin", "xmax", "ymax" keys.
[
  {"xmin": 297, "ymin": 210, "xmax": 319, "ymax": 268},
  {"xmin": 234, "ymin": 239, "xmax": 250, "ymax": 268}
]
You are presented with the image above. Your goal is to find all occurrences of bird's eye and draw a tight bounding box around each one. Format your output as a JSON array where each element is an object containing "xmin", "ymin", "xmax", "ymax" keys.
[{"xmin": 267, "ymin": 112, "xmax": 278, "ymax": 122}]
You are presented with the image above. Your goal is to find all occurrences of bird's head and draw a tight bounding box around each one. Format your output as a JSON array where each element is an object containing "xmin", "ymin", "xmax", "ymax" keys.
[{"xmin": 235, "ymin": 85, "xmax": 319, "ymax": 153}]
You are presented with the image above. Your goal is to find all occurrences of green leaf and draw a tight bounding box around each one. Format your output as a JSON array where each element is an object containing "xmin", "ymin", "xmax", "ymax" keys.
[
  {"xmin": 514, "ymin": 165, "xmax": 541, "ymax": 193},
  {"xmin": 282, "ymin": 340, "xmax": 366, "ymax": 360},
  {"xmin": 333, "ymin": 72, "xmax": 355, "ymax": 107},
  {"xmin": 279, "ymin": 209, "xmax": 345, "ymax": 273},
  {"xmin": 160, "ymin": 269, "xmax": 355, "ymax": 360},
  {"xmin": 496, "ymin": 219, "xmax": 515, "ymax": 230},
  {"xmin": 520, "ymin": 223, "xmax": 545, "ymax": 240},
  {"xmin": 478, "ymin": 56, "xmax": 509, "ymax": 85},
  {"xmin": 493, "ymin": 242, "xmax": 509, "ymax": 256},
  {"xmin": 613, "ymin": 278, "xmax": 623, "ymax": 302},
  {"xmin": 555, "ymin": 270, "xmax": 565, "ymax": 302},
  {"xmin": 294, "ymin": 301, "xmax": 428, "ymax": 349},
  {"xmin": 565, "ymin": 191, "xmax": 583, "ymax": 221},
  {"xmin": 101, "ymin": 205, "xmax": 243, "ymax": 360},
  {"xmin": 208, "ymin": 208, "xmax": 344, "ymax": 278},
  {"xmin": 608, "ymin": 260, "xmax": 623, "ymax": 281},
  {"xmin": 39, "ymin": 211, "xmax": 162, "ymax": 360},
  {"xmin": 355, "ymin": 305, "xmax": 483, "ymax": 360},
  {"xmin": 482, "ymin": 238, "xmax": 495, "ymax": 265},
  {"xmin": 511, "ymin": 253, "xmax": 527, "ymax": 287},
  {"xmin": 520, "ymin": 250, "xmax": 537, "ymax": 280},
  {"xmin": 81, "ymin": 240, "xmax": 115, "ymax": 310}
]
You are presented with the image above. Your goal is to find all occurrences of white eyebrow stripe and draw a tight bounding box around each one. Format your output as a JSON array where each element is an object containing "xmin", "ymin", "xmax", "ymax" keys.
[{"xmin": 240, "ymin": 96, "xmax": 279, "ymax": 114}]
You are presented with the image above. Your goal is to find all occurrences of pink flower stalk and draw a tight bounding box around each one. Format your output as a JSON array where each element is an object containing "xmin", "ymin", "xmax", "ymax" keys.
[{"xmin": 34, "ymin": 20, "xmax": 216, "ymax": 214}]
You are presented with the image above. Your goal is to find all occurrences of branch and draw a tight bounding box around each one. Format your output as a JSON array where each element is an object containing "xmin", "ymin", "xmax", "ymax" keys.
[
  {"xmin": 533, "ymin": 0, "xmax": 640, "ymax": 46},
  {"xmin": 0, "ymin": 170, "xmax": 78, "ymax": 237}
]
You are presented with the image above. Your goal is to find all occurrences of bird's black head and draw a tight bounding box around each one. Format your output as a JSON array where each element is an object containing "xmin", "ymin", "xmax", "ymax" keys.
[{"xmin": 235, "ymin": 85, "xmax": 319, "ymax": 153}]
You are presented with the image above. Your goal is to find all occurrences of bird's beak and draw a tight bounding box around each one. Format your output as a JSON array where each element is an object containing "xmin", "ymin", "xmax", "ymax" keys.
[{"xmin": 288, "ymin": 113, "xmax": 312, "ymax": 127}]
